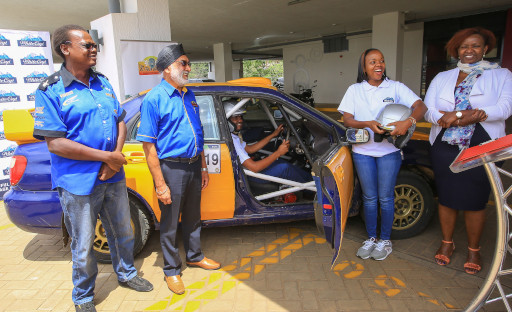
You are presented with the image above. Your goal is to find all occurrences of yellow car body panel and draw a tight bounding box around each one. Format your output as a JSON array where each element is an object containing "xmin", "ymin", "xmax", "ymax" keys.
[
  {"xmin": 4, "ymin": 109, "xmax": 41, "ymax": 145},
  {"xmin": 122, "ymin": 143, "xmax": 235, "ymax": 222},
  {"xmin": 325, "ymin": 145, "xmax": 354, "ymax": 263}
]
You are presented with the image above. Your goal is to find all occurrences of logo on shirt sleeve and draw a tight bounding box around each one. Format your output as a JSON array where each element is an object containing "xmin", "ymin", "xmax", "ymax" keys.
[
  {"xmin": 191, "ymin": 101, "xmax": 198, "ymax": 107},
  {"xmin": 35, "ymin": 106, "xmax": 44, "ymax": 114},
  {"xmin": 383, "ymin": 97, "xmax": 394, "ymax": 103},
  {"xmin": 34, "ymin": 120, "xmax": 44, "ymax": 127}
]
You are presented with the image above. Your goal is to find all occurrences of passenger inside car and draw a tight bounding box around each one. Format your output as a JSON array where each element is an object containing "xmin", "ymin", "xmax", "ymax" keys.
[{"xmin": 223, "ymin": 98, "xmax": 316, "ymax": 203}]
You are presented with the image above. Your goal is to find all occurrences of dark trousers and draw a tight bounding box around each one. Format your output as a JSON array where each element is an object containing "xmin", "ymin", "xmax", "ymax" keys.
[{"xmin": 159, "ymin": 160, "xmax": 204, "ymax": 276}]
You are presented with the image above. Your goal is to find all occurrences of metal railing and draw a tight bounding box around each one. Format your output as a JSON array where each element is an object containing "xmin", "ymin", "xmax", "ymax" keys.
[{"xmin": 465, "ymin": 162, "xmax": 512, "ymax": 311}]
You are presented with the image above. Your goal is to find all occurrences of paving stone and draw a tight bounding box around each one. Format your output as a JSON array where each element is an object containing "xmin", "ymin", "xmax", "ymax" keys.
[
  {"xmin": 423, "ymin": 278, "xmax": 464, "ymax": 288},
  {"xmin": 297, "ymin": 280, "xmax": 331, "ymax": 290},
  {"xmin": 300, "ymin": 290, "xmax": 319, "ymax": 310},
  {"xmin": 267, "ymin": 299, "xmax": 302, "ymax": 311},
  {"xmin": 337, "ymin": 299, "xmax": 373, "ymax": 311},
  {"xmin": 318, "ymin": 300, "xmax": 338, "ymax": 312},
  {"xmin": 386, "ymin": 299, "xmax": 411, "ymax": 312},
  {"xmin": 315, "ymin": 289, "xmax": 350, "ymax": 300},
  {"xmin": 282, "ymin": 281, "xmax": 300, "ymax": 300}
]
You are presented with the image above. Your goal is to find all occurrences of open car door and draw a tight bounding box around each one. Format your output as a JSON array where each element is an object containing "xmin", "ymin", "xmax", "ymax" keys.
[{"xmin": 313, "ymin": 144, "xmax": 354, "ymax": 268}]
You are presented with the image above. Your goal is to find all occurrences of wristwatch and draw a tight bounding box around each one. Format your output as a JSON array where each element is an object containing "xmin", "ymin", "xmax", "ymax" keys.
[
  {"xmin": 455, "ymin": 111, "xmax": 462, "ymax": 119},
  {"xmin": 201, "ymin": 168, "xmax": 208, "ymax": 172}
]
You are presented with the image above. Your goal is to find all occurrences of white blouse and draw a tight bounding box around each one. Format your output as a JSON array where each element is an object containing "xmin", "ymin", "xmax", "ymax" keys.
[
  {"xmin": 338, "ymin": 79, "xmax": 420, "ymax": 157},
  {"xmin": 425, "ymin": 68, "xmax": 512, "ymax": 145}
]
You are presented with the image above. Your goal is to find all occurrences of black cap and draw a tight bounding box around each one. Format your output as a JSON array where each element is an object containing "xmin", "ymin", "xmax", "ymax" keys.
[{"xmin": 156, "ymin": 43, "xmax": 186, "ymax": 72}]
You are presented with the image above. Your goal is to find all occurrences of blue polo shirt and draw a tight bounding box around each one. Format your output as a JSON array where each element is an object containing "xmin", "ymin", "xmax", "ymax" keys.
[
  {"xmin": 33, "ymin": 65, "xmax": 126, "ymax": 195},
  {"xmin": 136, "ymin": 79, "xmax": 204, "ymax": 159}
]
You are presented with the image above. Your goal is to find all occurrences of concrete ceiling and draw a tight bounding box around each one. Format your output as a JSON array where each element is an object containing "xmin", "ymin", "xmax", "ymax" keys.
[{"xmin": 1, "ymin": 0, "xmax": 512, "ymax": 62}]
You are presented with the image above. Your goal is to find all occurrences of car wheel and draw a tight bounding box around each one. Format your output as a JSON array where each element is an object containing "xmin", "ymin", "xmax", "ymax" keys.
[
  {"xmin": 93, "ymin": 197, "xmax": 153, "ymax": 264},
  {"xmin": 391, "ymin": 170, "xmax": 434, "ymax": 239}
]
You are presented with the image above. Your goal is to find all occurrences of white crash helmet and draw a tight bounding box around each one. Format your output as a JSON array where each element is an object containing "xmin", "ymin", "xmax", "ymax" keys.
[
  {"xmin": 223, "ymin": 100, "xmax": 245, "ymax": 132},
  {"xmin": 374, "ymin": 103, "xmax": 415, "ymax": 149}
]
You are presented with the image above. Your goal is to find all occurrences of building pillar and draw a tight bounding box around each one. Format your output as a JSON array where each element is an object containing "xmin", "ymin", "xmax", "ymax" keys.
[
  {"xmin": 372, "ymin": 11, "xmax": 405, "ymax": 81},
  {"xmin": 213, "ymin": 43, "xmax": 233, "ymax": 82},
  {"xmin": 90, "ymin": 0, "xmax": 171, "ymax": 99},
  {"xmin": 232, "ymin": 61, "xmax": 242, "ymax": 80}
]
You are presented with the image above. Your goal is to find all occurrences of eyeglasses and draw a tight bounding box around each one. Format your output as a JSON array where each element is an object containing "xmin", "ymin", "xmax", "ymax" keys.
[
  {"xmin": 65, "ymin": 41, "xmax": 98, "ymax": 51},
  {"xmin": 174, "ymin": 60, "xmax": 192, "ymax": 67}
]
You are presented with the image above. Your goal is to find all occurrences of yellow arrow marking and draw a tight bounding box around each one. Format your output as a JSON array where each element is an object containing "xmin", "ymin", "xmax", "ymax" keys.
[
  {"xmin": 333, "ymin": 261, "xmax": 364, "ymax": 278},
  {"xmin": 145, "ymin": 231, "xmax": 320, "ymax": 311}
]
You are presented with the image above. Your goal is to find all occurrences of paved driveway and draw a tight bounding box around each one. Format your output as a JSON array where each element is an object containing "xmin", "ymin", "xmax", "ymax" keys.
[{"xmin": 0, "ymin": 201, "xmax": 509, "ymax": 311}]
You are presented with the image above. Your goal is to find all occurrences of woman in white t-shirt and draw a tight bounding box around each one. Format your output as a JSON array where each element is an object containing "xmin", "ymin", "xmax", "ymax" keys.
[{"xmin": 338, "ymin": 48, "xmax": 427, "ymax": 261}]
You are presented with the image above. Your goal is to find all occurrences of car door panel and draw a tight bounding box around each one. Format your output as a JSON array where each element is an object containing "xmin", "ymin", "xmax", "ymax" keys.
[
  {"xmin": 123, "ymin": 142, "xmax": 235, "ymax": 222},
  {"xmin": 313, "ymin": 145, "xmax": 353, "ymax": 267}
]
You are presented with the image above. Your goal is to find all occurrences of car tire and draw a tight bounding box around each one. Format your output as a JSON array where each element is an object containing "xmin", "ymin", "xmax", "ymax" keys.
[
  {"xmin": 359, "ymin": 170, "xmax": 434, "ymax": 240},
  {"xmin": 391, "ymin": 170, "xmax": 434, "ymax": 239},
  {"xmin": 93, "ymin": 197, "xmax": 153, "ymax": 264}
]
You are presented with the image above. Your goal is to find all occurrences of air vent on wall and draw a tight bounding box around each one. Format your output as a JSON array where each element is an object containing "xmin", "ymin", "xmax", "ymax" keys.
[{"xmin": 322, "ymin": 35, "xmax": 348, "ymax": 53}]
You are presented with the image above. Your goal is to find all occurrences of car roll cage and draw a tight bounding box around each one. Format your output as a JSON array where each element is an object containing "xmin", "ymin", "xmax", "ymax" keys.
[{"xmin": 243, "ymin": 169, "xmax": 316, "ymax": 201}]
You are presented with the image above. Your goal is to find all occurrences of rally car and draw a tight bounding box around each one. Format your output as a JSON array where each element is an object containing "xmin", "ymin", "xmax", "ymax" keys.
[{"xmin": 3, "ymin": 77, "xmax": 434, "ymax": 264}]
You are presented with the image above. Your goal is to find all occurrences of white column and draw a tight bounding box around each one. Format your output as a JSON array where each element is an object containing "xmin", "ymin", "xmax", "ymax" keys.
[
  {"xmin": 90, "ymin": 0, "xmax": 171, "ymax": 99},
  {"xmin": 213, "ymin": 43, "xmax": 233, "ymax": 82},
  {"xmin": 372, "ymin": 11, "xmax": 405, "ymax": 81},
  {"xmin": 402, "ymin": 22, "xmax": 424, "ymax": 95},
  {"xmin": 232, "ymin": 61, "xmax": 242, "ymax": 80}
]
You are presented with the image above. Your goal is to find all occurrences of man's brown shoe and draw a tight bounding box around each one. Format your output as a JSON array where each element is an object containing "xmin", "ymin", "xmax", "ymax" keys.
[
  {"xmin": 165, "ymin": 275, "xmax": 185, "ymax": 295},
  {"xmin": 186, "ymin": 257, "xmax": 221, "ymax": 270}
]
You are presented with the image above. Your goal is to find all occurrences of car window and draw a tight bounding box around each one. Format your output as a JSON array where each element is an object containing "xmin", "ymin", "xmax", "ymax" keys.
[
  {"xmin": 130, "ymin": 95, "xmax": 220, "ymax": 142},
  {"xmin": 197, "ymin": 95, "xmax": 220, "ymax": 140}
]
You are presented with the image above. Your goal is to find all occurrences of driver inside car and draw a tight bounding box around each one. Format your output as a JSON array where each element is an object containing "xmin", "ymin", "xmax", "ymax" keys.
[{"xmin": 224, "ymin": 100, "xmax": 313, "ymax": 184}]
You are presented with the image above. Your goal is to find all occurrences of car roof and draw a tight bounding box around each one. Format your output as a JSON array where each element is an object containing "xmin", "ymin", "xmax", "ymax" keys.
[{"xmin": 187, "ymin": 77, "xmax": 277, "ymax": 91}]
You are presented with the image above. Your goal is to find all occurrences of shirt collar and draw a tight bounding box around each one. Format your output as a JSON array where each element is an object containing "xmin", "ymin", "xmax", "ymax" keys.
[
  {"xmin": 60, "ymin": 64, "xmax": 99, "ymax": 87},
  {"xmin": 160, "ymin": 78, "xmax": 188, "ymax": 97},
  {"xmin": 362, "ymin": 78, "xmax": 390, "ymax": 91}
]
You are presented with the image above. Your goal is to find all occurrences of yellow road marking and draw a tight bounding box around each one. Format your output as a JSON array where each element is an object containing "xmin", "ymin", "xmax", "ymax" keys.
[
  {"xmin": 0, "ymin": 224, "xmax": 15, "ymax": 231},
  {"xmin": 144, "ymin": 230, "xmax": 457, "ymax": 311},
  {"xmin": 145, "ymin": 231, "xmax": 318, "ymax": 311}
]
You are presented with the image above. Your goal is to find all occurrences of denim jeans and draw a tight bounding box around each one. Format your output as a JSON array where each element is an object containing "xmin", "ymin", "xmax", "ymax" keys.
[
  {"xmin": 58, "ymin": 178, "xmax": 137, "ymax": 305},
  {"xmin": 352, "ymin": 151, "xmax": 401, "ymax": 240},
  {"xmin": 248, "ymin": 159, "xmax": 313, "ymax": 184}
]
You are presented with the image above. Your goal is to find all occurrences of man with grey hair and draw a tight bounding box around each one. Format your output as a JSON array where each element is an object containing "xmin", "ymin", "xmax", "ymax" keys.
[{"xmin": 136, "ymin": 44, "xmax": 220, "ymax": 295}]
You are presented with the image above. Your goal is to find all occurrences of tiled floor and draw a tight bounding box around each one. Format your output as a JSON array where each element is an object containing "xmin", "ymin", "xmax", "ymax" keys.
[{"xmin": 0, "ymin": 200, "xmax": 510, "ymax": 311}]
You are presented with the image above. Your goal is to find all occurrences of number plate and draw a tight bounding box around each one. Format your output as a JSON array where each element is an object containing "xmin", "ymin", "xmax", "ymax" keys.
[{"xmin": 204, "ymin": 144, "xmax": 221, "ymax": 174}]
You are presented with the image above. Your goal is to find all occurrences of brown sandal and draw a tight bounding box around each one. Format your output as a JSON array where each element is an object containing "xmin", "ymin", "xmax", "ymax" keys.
[
  {"xmin": 464, "ymin": 247, "xmax": 481, "ymax": 274},
  {"xmin": 435, "ymin": 240, "xmax": 455, "ymax": 266}
]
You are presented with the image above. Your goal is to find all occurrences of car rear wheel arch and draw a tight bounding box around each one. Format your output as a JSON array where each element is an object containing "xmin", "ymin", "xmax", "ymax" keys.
[{"xmin": 93, "ymin": 195, "xmax": 155, "ymax": 264}]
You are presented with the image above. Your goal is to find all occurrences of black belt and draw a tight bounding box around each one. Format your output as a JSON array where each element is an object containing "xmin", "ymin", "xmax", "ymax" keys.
[{"xmin": 162, "ymin": 155, "xmax": 200, "ymax": 164}]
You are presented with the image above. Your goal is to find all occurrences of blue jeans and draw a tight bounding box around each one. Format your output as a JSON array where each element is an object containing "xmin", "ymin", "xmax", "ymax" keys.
[
  {"xmin": 248, "ymin": 159, "xmax": 313, "ymax": 184},
  {"xmin": 352, "ymin": 151, "xmax": 401, "ymax": 240},
  {"xmin": 58, "ymin": 179, "xmax": 137, "ymax": 305}
]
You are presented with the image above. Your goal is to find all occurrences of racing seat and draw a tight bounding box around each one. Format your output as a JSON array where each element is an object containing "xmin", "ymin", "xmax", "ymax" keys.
[{"xmin": 248, "ymin": 180, "xmax": 280, "ymax": 197}]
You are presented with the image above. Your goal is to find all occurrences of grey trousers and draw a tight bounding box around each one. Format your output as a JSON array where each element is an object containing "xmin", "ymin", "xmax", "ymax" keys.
[{"xmin": 159, "ymin": 159, "xmax": 204, "ymax": 276}]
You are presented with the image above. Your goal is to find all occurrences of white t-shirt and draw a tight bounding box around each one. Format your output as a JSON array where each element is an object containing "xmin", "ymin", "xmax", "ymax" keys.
[
  {"xmin": 338, "ymin": 79, "xmax": 420, "ymax": 157},
  {"xmin": 231, "ymin": 133, "xmax": 250, "ymax": 164}
]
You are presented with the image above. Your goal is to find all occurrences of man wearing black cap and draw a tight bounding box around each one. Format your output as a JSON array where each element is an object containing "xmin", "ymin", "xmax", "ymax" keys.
[{"xmin": 137, "ymin": 44, "xmax": 220, "ymax": 294}]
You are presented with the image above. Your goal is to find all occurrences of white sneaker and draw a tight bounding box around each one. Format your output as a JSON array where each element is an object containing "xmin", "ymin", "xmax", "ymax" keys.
[
  {"xmin": 356, "ymin": 238, "xmax": 377, "ymax": 259},
  {"xmin": 370, "ymin": 240, "xmax": 393, "ymax": 260}
]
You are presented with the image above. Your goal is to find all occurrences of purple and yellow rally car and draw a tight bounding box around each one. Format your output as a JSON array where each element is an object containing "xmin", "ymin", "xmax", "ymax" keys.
[{"xmin": 4, "ymin": 77, "xmax": 434, "ymax": 264}]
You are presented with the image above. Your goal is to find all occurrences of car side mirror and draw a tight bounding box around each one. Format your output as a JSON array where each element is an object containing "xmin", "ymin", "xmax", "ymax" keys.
[
  {"xmin": 345, "ymin": 128, "xmax": 370, "ymax": 144},
  {"xmin": 273, "ymin": 110, "xmax": 283, "ymax": 119}
]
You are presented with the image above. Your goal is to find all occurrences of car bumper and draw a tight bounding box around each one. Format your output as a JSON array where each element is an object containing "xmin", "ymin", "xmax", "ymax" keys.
[{"xmin": 3, "ymin": 187, "xmax": 62, "ymax": 235}]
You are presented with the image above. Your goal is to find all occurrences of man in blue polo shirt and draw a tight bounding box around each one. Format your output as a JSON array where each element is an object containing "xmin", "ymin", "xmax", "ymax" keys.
[
  {"xmin": 33, "ymin": 24, "xmax": 152, "ymax": 312},
  {"xmin": 137, "ymin": 44, "xmax": 220, "ymax": 295}
]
